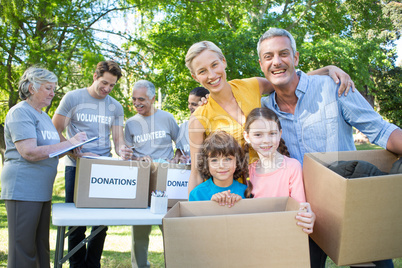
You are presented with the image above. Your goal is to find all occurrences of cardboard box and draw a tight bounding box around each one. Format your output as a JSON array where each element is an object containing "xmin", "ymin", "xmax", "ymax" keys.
[
  {"xmin": 74, "ymin": 158, "xmax": 151, "ymax": 208},
  {"xmin": 163, "ymin": 197, "xmax": 310, "ymax": 268},
  {"xmin": 303, "ymin": 150, "xmax": 402, "ymax": 265},
  {"xmin": 149, "ymin": 162, "xmax": 190, "ymax": 207}
]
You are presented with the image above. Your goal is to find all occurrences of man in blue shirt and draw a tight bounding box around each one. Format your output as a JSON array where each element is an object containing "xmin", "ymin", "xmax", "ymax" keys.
[
  {"xmin": 259, "ymin": 28, "xmax": 401, "ymax": 166},
  {"xmin": 259, "ymin": 28, "xmax": 402, "ymax": 268}
]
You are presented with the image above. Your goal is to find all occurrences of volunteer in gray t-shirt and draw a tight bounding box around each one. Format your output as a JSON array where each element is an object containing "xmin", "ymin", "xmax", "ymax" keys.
[
  {"xmin": 52, "ymin": 61, "xmax": 132, "ymax": 267},
  {"xmin": 125, "ymin": 109, "xmax": 180, "ymax": 160},
  {"xmin": 176, "ymin": 86, "xmax": 209, "ymax": 162},
  {"xmin": 176, "ymin": 120, "xmax": 190, "ymax": 155},
  {"xmin": 125, "ymin": 80, "xmax": 182, "ymax": 268},
  {"xmin": 1, "ymin": 67, "xmax": 86, "ymax": 268},
  {"xmin": 55, "ymin": 87, "xmax": 124, "ymax": 166}
]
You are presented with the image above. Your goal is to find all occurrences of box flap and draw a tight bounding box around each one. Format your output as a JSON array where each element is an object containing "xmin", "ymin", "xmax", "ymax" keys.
[
  {"xmin": 305, "ymin": 150, "xmax": 398, "ymax": 173},
  {"xmin": 285, "ymin": 196, "xmax": 301, "ymax": 211},
  {"xmin": 165, "ymin": 197, "xmax": 297, "ymax": 218},
  {"xmin": 164, "ymin": 202, "xmax": 181, "ymax": 218}
]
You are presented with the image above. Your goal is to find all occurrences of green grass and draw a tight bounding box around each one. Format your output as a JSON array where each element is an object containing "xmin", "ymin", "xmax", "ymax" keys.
[
  {"xmin": 355, "ymin": 143, "xmax": 382, "ymax": 151},
  {"xmin": 0, "ymin": 162, "xmax": 164, "ymax": 268},
  {"xmin": 0, "ymin": 143, "xmax": 400, "ymax": 267}
]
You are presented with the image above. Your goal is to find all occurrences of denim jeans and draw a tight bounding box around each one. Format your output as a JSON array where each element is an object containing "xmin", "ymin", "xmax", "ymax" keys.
[{"xmin": 65, "ymin": 166, "xmax": 108, "ymax": 268}]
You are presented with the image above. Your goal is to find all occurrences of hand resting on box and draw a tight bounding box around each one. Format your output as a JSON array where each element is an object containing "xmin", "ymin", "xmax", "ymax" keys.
[{"xmin": 296, "ymin": 202, "xmax": 316, "ymax": 234}]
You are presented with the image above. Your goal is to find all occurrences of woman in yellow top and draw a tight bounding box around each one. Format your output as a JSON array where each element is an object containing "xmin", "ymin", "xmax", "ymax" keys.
[{"xmin": 186, "ymin": 40, "xmax": 354, "ymax": 193}]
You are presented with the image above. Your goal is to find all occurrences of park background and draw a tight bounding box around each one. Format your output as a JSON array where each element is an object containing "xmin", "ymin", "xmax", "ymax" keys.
[{"xmin": 1, "ymin": 0, "xmax": 402, "ymax": 267}]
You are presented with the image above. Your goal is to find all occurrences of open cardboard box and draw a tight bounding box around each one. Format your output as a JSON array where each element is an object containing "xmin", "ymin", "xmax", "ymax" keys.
[
  {"xmin": 74, "ymin": 158, "xmax": 150, "ymax": 208},
  {"xmin": 149, "ymin": 162, "xmax": 190, "ymax": 207},
  {"xmin": 303, "ymin": 150, "xmax": 402, "ymax": 265},
  {"xmin": 162, "ymin": 197, "xmax": 310, "ymax": 268}
]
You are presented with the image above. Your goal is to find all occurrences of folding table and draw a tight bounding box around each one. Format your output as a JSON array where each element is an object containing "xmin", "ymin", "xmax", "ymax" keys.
[{"xmin": 52, "ymin": 203, "xmax": 165, "ymax": 268}]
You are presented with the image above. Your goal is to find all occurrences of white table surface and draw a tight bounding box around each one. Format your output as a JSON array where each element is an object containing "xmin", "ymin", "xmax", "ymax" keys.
[{"xmin": 52, "ymin": 203, "xmax": 165, "ymax": 226}]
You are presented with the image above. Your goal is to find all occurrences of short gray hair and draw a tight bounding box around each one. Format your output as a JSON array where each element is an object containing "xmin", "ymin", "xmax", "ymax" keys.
[
  {"xmin": 19, "ymin": 67, "xmax": 58, "ymax": 100},
  {"xmin": 185, "ymin": 41, "xmax": 225, "ymax": 74},
  {"xmin": 133, "ymin": 80, "xmax": 155, "ymax": 99},
  {"xmin": 257, "ymin": 28, "xmax": 297, "ymax": 59}
]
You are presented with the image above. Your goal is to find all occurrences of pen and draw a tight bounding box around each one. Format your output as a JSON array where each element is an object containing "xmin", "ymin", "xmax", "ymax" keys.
[
  {"xmin": 71, "ymin": 123, "xmax": 81, "ymax": 133},
  {"xmin": 179, "ymin": 148, "xmax": 190, "ymax": 164}
]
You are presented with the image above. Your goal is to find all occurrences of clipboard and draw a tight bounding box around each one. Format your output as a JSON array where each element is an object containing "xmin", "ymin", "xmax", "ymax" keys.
[{"xmin": 49, "ymin": 136, "xmax": 100, "ymax": 158}]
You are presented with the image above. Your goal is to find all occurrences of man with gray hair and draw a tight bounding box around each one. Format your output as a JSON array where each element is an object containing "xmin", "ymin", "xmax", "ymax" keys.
[
  {"xmin": 124, "ymin": 79, "xmax": 182, "ymax": 268},
  {"xmin": 259, "ymin": 27, "xmax": 401, "ymax": 268}
]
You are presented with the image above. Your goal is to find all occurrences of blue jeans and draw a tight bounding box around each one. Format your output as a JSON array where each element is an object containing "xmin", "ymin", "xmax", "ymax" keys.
[
  {"xmin": 309, "ymin": 237, "xmax": 394, "ymax": 268},
  {"xmin": 65, "ymin": 166, "xmax": 108, "ymax": 268}
]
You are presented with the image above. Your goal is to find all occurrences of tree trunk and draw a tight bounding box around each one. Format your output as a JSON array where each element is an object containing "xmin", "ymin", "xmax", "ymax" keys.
[{"xmin": 361, "ymin": 85, "xmax": 375, "ymax": 108}]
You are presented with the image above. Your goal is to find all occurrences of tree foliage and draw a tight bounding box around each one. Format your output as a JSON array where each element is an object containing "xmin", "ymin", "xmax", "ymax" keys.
[
  {"xmin": 123, "ymin": 0, "xmax": 402, "ymax": 123},
  {"xmin": 0, "ymin": 0, "xmax": 137, "ymax": 160},
  {"xmin": 1, "ymin": 0, "xmax": 401, "ymax": 161},
  {"xmin": 373, "ymin": 67, "xmax": 402, "ymax": 128}
]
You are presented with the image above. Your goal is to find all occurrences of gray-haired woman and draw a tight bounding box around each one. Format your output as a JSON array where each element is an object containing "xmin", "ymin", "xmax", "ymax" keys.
[{"xmin": 1, "ymin": 67, "xmax": 87, "ymax": 268}]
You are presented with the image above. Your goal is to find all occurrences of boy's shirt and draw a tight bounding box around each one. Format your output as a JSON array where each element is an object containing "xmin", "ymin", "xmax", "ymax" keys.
[{"xmin": 189, "ymin": 178, "xmax": 247, "ymax": 201}]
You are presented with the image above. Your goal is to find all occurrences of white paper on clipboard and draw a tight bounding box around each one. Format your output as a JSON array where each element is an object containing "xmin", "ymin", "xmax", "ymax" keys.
[{"xmin": 49, "ymin": 136, "xmax": 99, "ymax": 158}]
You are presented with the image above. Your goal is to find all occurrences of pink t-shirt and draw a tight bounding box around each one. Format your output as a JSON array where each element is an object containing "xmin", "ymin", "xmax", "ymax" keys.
[{"xmin": 248, "ymin": 156, "xmax": 306, "ymax": 203}]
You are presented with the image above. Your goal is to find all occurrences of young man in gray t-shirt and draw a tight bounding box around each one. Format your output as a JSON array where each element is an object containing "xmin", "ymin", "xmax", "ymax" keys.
[
  {"xmin": 52, "ymin": 61, "xmax": 132, "ymax": 267},
  {"xmin": 125, "ymin": 80, "xmax": 182, "ymax": 268}
]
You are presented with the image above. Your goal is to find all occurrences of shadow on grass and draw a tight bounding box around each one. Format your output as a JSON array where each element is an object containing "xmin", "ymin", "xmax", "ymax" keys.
[
  {"xmin": 99, "ymin": 250, "xmax": 164, "ymax": 268},
  {"xmin": 48, "ymin": 250, "xmax": 164, "ymax": 268},
  {"xmin": 99, "ymin": 250, "xmax": 132, "ymax": 268},
  {"xmin": 0, "ymin": 200, "xmax": 7, "ymax": 229},
  {"xmin": 148, "ymin": 251, "xmax": 165, "ymax": 268},
  {"xmin": 0, "ymin": 251, "xmax": 7, "ymax": 266}
]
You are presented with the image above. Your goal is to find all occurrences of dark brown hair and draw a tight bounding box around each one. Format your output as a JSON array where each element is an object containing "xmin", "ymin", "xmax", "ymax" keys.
[
  {"xmin": 243, "ymin": 107, "xmax": 290, "ymax": 198},
  {"xmin": 95, "ymin": 60, "xmax": 122, "ymax": 81},
  {"xmin": 197, "ymin": 130, "xmax": 248, "ymax": 183},
  {"xmin": 244, "ymin": 107, "xmax": 289, "ymax": 157}
]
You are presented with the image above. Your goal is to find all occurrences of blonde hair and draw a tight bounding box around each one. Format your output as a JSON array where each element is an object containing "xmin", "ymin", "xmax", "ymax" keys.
[{"xmin": 185, "ymin": 41, "xmax": 225, "ymax": 74}]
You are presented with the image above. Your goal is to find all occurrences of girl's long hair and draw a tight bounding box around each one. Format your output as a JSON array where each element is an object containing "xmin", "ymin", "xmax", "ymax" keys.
[
  {"xmin": 243, "ymin": 107, "xmax": 290, "ymax": 198},
  {"xmin": 197, "ymin": 130, "xmax": 248, "ymax": 184}
]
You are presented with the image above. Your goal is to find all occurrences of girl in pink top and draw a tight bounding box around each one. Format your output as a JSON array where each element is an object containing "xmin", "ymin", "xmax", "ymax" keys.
[{"xmin": 243, "ymin": 107, "xmax": 315, "ymax": 234}]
